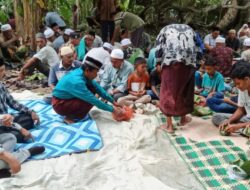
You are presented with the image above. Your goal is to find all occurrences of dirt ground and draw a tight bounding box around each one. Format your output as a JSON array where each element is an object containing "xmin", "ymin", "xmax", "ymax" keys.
[{"xmin": 3, "ymin": 68, "xmax": 51, "ymax": 95}]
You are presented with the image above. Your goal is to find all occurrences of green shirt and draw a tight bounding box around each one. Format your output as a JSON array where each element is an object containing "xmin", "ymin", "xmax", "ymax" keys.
[
  {"xmin": 201, "ymin": 71, "xmax": 225, "ymax": 97},
  {"xmin": 115, "ymin": 12, "xmax": 145, "ymax": 31}
]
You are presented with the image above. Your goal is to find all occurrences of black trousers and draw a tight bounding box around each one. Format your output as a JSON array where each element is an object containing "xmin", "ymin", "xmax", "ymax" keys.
[
  {"xmin": 0, "ymin": 113, "xmax": 34, "ymax": 143},
  {"xmin": 25, "ymin": 59, "xmax": 50, "ymax": 77},
  {"xmin": 101, "ymin": 20, "xmax": 115, "ymax": 42}
]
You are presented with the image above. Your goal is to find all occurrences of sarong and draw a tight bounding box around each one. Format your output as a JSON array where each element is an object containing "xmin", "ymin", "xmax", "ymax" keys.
[{"xmin": 159, "ymin": 62, "xmax": 195, "ymax": 116}]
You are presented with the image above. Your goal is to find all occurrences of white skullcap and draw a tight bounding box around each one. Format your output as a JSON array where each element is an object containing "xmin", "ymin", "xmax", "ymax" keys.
[
  {"xmin": 44, "ymin": 28, "xmax": 55, "ymax": 39},
  {"xmin": 60, "ymin": 46, "xmax": 74, "ymax": 56},
  {"xmin": 103, "ymin": 42, "xmax": 113, "ymax": 50},
  {"xmin": 1, "ymin": 24, "xmax": 12, "ymax": 31},
  {"xmin": 84, "ymin": 48, "xmax": 104, "ymax": 69},
  {"xmin": 64, "ymin": 28, "xmax": 74, "ymax": 36},
  {"xmin": 111, "ymin": 49, "xmax": 124, "ymax": 59},
  {"xmin": 243, "ymin": 24, "xmax": 248, "ymax": 28},
  {"xmin": 243, "ymin": 38, "xmax": 250, "ymax": 47},
  {"xmin": 215, "ymin": 36, "xmax": 225, "ymax": 43},
  {"xmin": 121, "ymin": 38, "xmax": 132, "ymax": 47}
]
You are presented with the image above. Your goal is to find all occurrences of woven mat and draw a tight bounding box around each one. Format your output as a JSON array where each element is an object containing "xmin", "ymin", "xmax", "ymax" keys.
[
  {"xmin": 168, "ymin": 135, "xmax": 250, "ymax": 190},
  {"xmin": 151, "ymin": 113, "xmax": 250, "ymax": 190}
]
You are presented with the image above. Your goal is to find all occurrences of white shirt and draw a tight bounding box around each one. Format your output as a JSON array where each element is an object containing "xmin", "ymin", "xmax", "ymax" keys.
[
  {"xmin": 204, "ymin": 34, "xmax": 217, "ymax": 48},
  {"xmin": 238, "ymin": 90, "xmax": 250, "ymax": 117},
  {"xmin": 34, "ymin": 45, "xmax": 59, "ymax": 67}
]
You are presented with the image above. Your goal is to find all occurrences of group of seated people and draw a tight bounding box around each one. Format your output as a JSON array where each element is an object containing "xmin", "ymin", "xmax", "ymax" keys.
[
  {"xmin": 193, "ymin": 26, "xmax": 250, "ymax": 136},
  {"xmin": 0, "ymin": 17, "xmax": 250, "ymax": 178}
]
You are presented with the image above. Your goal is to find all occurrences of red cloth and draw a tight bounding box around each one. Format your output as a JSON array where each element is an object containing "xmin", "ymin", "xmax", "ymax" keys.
[
  {"xmin": 210, "ymin": 46, "xmax": 233, "ymax": 77},
  {"xmin": 52, "ymin": 97, "xmax": 93, "ymax": 119},
  {"xmin": 159, "ymin": 63, "xmax": 195, "ymax": 116}
]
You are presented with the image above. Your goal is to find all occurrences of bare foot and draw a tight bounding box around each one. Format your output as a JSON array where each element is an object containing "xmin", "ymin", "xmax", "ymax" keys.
[
  {"xmin": 178, "ymin": 116, "xmax": 192, "ymax": 126},
  {"xmin": 160, "ymin": 125, "xmax": 175, "ymax": 134},
  {"xmin": 64, "ymin": 117, "xmax": 75, "ymax": 124}
]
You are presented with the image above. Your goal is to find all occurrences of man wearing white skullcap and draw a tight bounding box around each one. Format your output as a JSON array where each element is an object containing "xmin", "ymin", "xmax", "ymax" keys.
[
  {"xmin": 44, "ymin": 28, "xmax": 55, "ymax": 48},
  {"xmin": 18, "ymin": 33, "xmax": 59, "ymax": 80},
  {"xmin": 52, "ymin": 49, "xmax": 123, "ymax": 124},
  {"xmin": 42, "ymin": 46, "xmax": 82, "ymax": 104},
  {"xmin": 120, "ymin": 38, "xmax": 144, "ymax": 63},
  {"xmin": 53, "ymin": 28, "xmax": 74, "ymax": 52},
  {"xmin": 241, "ymin": 38, "xmax": 250, "ymax": 63},
  {"xmin": 103, "ymin": 42, "xmax": 113, "ymax": 52},
  {"xmin": 0, "ymin": 24, "xmax": 21, "ymax": 61},
  {"xmin": 48, "ymin": 46, "xmax": 81, "ymax": 89},
  {"xmin": 210, "ymin": 36, "xmax": 233, "ymax": 77},
  {"xmin": 121, "ymin": 38, "xmax": 132, "ymax": 47},
  {"xmin": 100, "ymin": 48, "xmax": 134, "ymax": 101},
  {"xmin": 83, "ymin": 43, "xmax": 113, "ymax": 82}
]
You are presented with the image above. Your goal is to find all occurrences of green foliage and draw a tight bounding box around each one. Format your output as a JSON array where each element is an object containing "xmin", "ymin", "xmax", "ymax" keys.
[
  {"xmin": 0, "ymin": 0, "xmax": 14, "ymax": 23},
  {"xmin": 120, "ymin": 0, "xmax": 130, "ymax": 10},
  {"xmin": 0, "ymin": 10, "xmax": 7, "ymax": 23}
]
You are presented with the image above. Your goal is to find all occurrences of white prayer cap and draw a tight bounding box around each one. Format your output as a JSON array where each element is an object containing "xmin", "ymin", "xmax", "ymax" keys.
[
  {"xmin": 111, "ymin": 49, "xmax": 124, "ymax": 59},
  {"xmin": 60, "ymin": 46, "xmax": 74, "ymax": 56},
  {"xmin": 1, "ymin": 24, "xmax": 12, "ymax": 31},
  {"xmin": 121, "ymin": 38, "xmax": 132, "ymax": 47},
  {"xmin": 103, "ymin": 42, "xmax": 113, "ymax": 50},
  {"xmin": 243, "ymin": 38, "xmax": 250, "ymax": 47},
  {"xmin": 44, "ymin": 28, "xmax": 54, "ymax": 39},
  {"xmin": 215, "ymin": 36, "xmax": 225, "ymax": 43},
  {"xmin": 84, "ymin": 48, "xmax": 104, "ymax": 70},
  {"xmin": 64, "ymin": 28, "xmax": 74, "ymax": 36}
]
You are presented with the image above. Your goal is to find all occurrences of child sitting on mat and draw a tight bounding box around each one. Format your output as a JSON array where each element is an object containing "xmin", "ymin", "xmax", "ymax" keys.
[
  {"xmin": 198, "ymin": 56, "xmax": 225, "ymax": 98},
  {"xmin": 117, "ymin": 57, "xmax": 151, "ymax": 107}
]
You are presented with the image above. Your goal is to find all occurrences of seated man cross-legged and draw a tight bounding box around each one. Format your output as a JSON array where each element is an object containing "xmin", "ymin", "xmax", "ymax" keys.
[
  {"xmin": 212, "ymin": 61, "xmax": 250, "ymax": 135},
  {"xmin": 0, "ymin": 58, "xmax": 40, "ymax": 143},
  {"xmin": 0, "ymin": 114, "xmax": 45, "ymax": 178}
]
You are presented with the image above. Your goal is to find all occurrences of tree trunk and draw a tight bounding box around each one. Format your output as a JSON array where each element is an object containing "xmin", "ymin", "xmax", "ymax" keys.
[
  {"xmin": 242, "ymin": 0, "xmax": 250, "ymax": 23},
  {"xmin": 14, "ymin": 0, "xmax": 24, "ymax": 37},
  {"xmin": 14, "ymin": 0, "xmax": 44, "ymax": 51},
  {"xmin": 217, "ymin": 0, "xmax": 238, "ymax": 30}
]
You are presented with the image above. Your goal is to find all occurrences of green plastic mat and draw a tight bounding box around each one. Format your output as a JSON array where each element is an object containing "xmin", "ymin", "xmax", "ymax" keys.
[
  {"xmin": 164, "ymin": 134, "xmax": 250, "ymax": 190},
  {"xmin": 151, "ymin": 112, "xmax": 250, "ymax": 189}
]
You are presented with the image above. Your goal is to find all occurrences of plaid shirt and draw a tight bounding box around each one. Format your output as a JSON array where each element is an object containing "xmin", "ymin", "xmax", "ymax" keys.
[{"xmin": 0, "ymin": 82, "xmax": 32, "ymax": 115}]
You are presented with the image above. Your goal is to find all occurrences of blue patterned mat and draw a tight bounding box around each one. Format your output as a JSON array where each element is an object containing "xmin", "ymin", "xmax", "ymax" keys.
[{"xmin": 13, "ymin": 100, "xmax": 103, "ymax": 160}]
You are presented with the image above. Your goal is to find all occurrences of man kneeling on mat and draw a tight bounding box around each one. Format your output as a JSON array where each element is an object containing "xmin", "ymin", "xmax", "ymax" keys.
[{"xmin": 52, "ymin": 48, "xmax": 123, "ymax": 124}]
